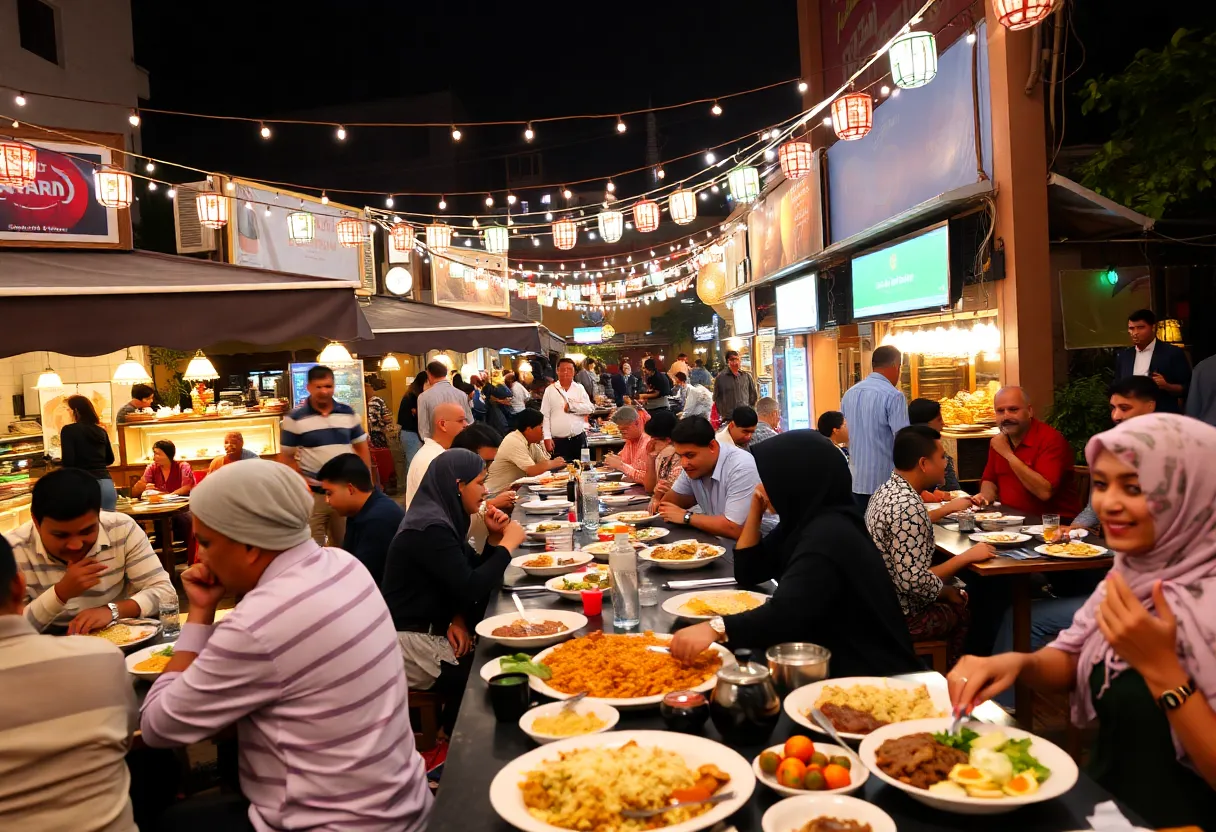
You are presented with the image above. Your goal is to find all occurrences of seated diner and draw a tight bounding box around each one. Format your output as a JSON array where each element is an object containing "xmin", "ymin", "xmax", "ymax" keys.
[{"xmin": 206, "ymin": 431, "xmax": 257, "ymax": 473}]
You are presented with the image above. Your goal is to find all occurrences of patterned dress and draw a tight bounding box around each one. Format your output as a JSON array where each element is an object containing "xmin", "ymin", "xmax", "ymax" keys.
[{"xmin": 367, "ymin": 396, "xmax": 390, "ymax": 449}]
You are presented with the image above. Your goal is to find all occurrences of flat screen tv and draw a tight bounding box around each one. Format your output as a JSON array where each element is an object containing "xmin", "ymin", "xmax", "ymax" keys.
[
  {"xmin": 572, "ymin": 326, "xmax": 604, "ymax": 344},
  {"xmin": 730, "ymin": 294, "xmax": 755, "ymax": 337},
  {"xmin": 775, "ymin": 273, "xmax": 820, "ymax": 334},
  {"xmin": 850, "ymin": 223, "xmax": 951, "ymax": 320}
]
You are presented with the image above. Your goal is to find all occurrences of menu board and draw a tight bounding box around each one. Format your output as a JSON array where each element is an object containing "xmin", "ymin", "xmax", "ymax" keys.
[
  {"xmin": 289, "ymin": 360, "xmax": 367, "ymax": 429},
  {"xmin": 784, "ymin": 348, "xmax": 811, "ymax": 431}
]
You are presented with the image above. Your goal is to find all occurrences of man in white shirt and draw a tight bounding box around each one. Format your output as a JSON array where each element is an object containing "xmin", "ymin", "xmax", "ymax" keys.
[
  {"xmin": 505, "ymin": 372, "xmax": 529, "ymax": 414},
  {"xmin": 404, "ymin": 401, "xmax": 470, "ymax": 508},
  {"xmin": 715, "ymin": 406, "xmax": 758, "ymax": 449},
  {"xmin": 541, "ymin": 357, "xmax": 596, "ymax": 462},
  {"xmin": 416, "ymin": 361, "xmax": 474, "ymax": 441}
]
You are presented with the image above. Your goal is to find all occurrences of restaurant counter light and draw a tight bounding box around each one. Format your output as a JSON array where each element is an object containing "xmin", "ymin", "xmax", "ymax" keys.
[
  {"xmin": 33, "ymin": 352, "xmax": 62, "ymax": 389},
  {"xmin": 426, "ymin": 222, "xmax": 452, "ymax": 252},
  {"xmin": 287, "ymin": 211, "xmax": 315, "ymax": 243},
  {"xmin": 889, "ymin": 31, "xmax": 938, "ymax": 89},
  {"xmin": 112, "ymin": 349, "xmax": 153, "ymax": 384},
  {"xmin": 182, "ymin": 350, "xmax": 220, "ymax": 382},
  {"xmin": 94, "ymin": 166, "xmax": 134, "ymax": 209},
  {"xmin": 727, "ymin": 166, "xmax": 760, "ymax": 204},
  {"xmin": 633, "ymin": 199, "xmax": 661, "ymax": 233},
  {"xmin": 318, "ymin": 342, "xmax": 354, "ymax": 363},
  {"xmin": 668, "ymin": 189, "xmax": 697, "ymax": 225},
  {"xmin": 484, "ymin": 225, "xmax": 509, "ymax": 254},
  {"xmin": 882, "ymin": 322, "xmax": 1001, "ymax": 358},
  {"xmin": 598, "ymin": 209, "xmax": 624, "ymax": 243},
  {"xmin": 0, "ymin": 141, "xmax": 37, "ymax": 188}
]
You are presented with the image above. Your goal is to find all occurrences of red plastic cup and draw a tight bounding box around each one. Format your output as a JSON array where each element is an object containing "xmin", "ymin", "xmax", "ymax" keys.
[{"xmin": 581, "ymin": 589, "xmax": 604, "ymax": 616}]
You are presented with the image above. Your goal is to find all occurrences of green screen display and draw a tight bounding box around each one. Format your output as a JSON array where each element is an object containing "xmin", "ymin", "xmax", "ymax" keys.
[{"xmin": 850, "ymin": 225, "xmax": 950, "ymax": 319}]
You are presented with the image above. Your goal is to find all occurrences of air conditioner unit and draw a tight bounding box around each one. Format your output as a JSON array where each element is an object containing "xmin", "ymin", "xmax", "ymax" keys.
[{"xmin": 173, "ymin": 181, "xmax": 217, "ymax": 254}]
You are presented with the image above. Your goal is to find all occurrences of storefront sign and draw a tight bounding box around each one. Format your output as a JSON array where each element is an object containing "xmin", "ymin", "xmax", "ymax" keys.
[
  {"xmin": 0, "ymin": 140, "xmax": 123, "ymax": 246},
  {"xmin": 432, "ymin": 249, "xmax": 509, "ymax": 316},
  {"xmin": 231, "ymin": 180, "xmax": 362, "ymax": 281},
  {"xmin": 746, "ymin": 171, "xmax": 824, "ymax": 283},
  {"xmin": 784, "ymin": 347, "xmax": 812, "ymax": 431}
]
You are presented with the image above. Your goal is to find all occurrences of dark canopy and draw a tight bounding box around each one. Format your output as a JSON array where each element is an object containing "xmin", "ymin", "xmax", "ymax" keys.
[{"xmin": 361, "ymin": 295, "xmax": 548, "ymax": 354}]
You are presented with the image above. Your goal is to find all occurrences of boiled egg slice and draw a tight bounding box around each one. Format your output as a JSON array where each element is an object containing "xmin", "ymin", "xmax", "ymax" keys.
[
  {"xmin": 948, "ymin": 763, "xmax": 994, "ymax": 788},
  {"xmin": 1002, "ymin": 771, "xmax": 1039, "ymax": 797}
]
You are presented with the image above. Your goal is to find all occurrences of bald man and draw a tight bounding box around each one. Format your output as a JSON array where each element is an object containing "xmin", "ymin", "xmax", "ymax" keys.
[
  {"xmin": 404, "ymin": 401, "xmax": 470, "ymax": 508},
  {"xmin": 974, "ymin": 387, "xmax": 1080, "ymax": 517}
]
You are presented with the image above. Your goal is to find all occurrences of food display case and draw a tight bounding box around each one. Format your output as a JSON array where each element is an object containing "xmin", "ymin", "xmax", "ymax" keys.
[
  {"xmin": 116, "ymin": 412, "xmax": 282, "ymax": 488},
  {"xmin": 0, "ymin": 427, "xmax": 45, "ymax": 531}
]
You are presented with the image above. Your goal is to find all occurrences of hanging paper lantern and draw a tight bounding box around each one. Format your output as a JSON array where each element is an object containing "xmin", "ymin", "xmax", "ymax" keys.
[
  {"xmin": 633, "ymin": 199, "xmax": 660, "ymax": 233},
  {"xmin": 336, "ymin": 217, "xmax": 364, "ymax": 247},
  {"xmin": 552, "ymin": 217, "xmax": 578, "ymax": 250},
  {"xmin": 195, "ymin": 191, "xmax": 229, "ymax": 229},
  {"xmin": 0, "ymin": 141, "xmax": 37, "ymax": 188},
  {"xmin": 601, "ymin": 324, "xmax": 616, "ymax": 339},
  {"xmin": 390, "ymin": 221, "xmax": 415, "ymax": 251},
  {"xmin": 669, "ymin": 189, "xmax": 697, "ymax": 225},
  {"xmin": 778, "ymin": 141, "xmax": 814, "ymax": 180},
  {"xmin": 287, "ymin": 211, "xmax": 315, "ymax": 242},
  {"xmin": 426, "ymin": 222, "xmax": 452, "ymax": 252},
  {"xmin": 484, "ymin": 225, "xmax": 509, "ymax": 254},
  {"xmin": 697, "ymin": 261, "xmax": 726, "ymax": 305},
  {"xmin": 598, "ymin": 209, "xmax": 624, "ymax": 243},
  {"xmin": 727, "ymin": 166, "xmax": 761, "ymax": 204},
  {"xmin": 93, "ymin": 166, "xmax": 133, "ymax": 209},
  {"xmin": 831, "ymin": 93, "xmax": 873, "ymax": 141},
  {"xmin": 889, "ymin": 31, "xmax": 938, "ymax": 89},
  {"xmin": 993, "ymin": 0, "xmax": 1053, "ymax": 30}
]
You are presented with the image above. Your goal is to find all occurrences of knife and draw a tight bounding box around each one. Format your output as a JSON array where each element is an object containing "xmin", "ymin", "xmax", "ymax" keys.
[{"xmin": 664, "ymin": 577, "xmax": 737, "ymax": 590}]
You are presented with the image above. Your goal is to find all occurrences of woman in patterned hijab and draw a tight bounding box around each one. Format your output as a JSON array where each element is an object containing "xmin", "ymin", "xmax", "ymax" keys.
[{"xmin": 949, "ymin": 414, "xmax": 1216, "ymax": 827}]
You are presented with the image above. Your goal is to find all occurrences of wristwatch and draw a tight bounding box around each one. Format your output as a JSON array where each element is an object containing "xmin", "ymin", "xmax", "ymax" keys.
[
  {"xmin": 106, "ymin": 602, "xmax": 119, "ymax": 624},
  {"xmin": 683, "ymin": 510, "xmax": 694, "ymax": 525},
  {"xmin": 1157, "ymin": 678, "xmax": 1196, "ymax": 711},
  {"xmin": 709, "ymin": 616, "xmax": 728, "ymax": 643}
]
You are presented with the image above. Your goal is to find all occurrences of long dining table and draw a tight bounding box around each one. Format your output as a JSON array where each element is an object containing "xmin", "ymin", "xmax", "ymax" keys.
[{"xmin": 426, "ymin": 479, "xmax": 1144, "ymax": 832}]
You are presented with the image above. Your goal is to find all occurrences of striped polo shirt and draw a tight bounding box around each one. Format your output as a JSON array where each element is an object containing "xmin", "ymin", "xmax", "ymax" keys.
[
  {"xmin": 140, "ymin": 540, "xmax": 432, "ymax": 831},
  {"xmin": 279, "ymin": 399, "xmax": 367, "ymax": 480},
  {"xmin": 840, "ymin": 372, "xmax": 910, "ymax": 495},
  {"xmin": 0, "ymin": 616, "xmax": 137, "ymax": 831}
]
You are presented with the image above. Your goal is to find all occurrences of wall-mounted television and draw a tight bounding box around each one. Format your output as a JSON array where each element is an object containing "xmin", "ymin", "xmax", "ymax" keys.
[
  {"xmin": 775, "ymin": 273, "xmax": 820, "ymax": 334},
  {"xmin": 850, "ymin": 223, "xmax": 951, "ymax": 320},
  {"xmin": 572, "ymin": 326, "xmax": 604, "ymax": 344},
  {"xmin": 730, "ymin": 293, "xmax": 755, "ymax": 337}
]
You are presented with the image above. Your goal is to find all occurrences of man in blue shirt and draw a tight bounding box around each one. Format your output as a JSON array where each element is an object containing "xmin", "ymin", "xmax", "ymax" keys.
[
  {"xmin": 657, "ymin": 416, "xmax": 778, "ymax": 540},
  {"xmin": 839, "ymin": 345, "xmax": 909, "ymax": 511},
  {"xmin": 317, "ymin": 453, "xmax": 404, "ymax": 585}
]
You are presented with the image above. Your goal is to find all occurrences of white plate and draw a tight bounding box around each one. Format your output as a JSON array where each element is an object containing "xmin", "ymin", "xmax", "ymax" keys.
[
  {"xmin": 88, "ymin": 618, "xmax": 161, "ymax": 649},
  {"xmin": 124, "ymin": 642, "xmax": 176, "ymax": 679},
  {"xmin": 1034, "ymin": 542, "xmax": 1109, "ymax": 559},
  {"xmin": 783, "ymin": 677, "xmax": 951, "ymax": 742},
  {"xmin": 761, "ymin": 794, "xmax": 895, "ymax": 832},
  {"xmin": 518, "ymin": 700, "xmax": 621, "ymax": 744},
  {"xmin": 544, "ymin": 569, "xmax": 612, "ymax": 600},
  {"xmin": 474, "ymin": 609, "xmax": 588, "ymax": 649},
  {"xmin": 968, "ymin": 532, "xmax": 1031, "ymax": 547},
  {"xmin": 858, "ymin": 717, "xmax": 1079, "ymax": 815},
  {"xmin": 510, "ymin": 551, "xmax": 594, "ymax": 577},
  {"xmin": 638, "ymin": 541, "xmax": 727, "ymax": 571},
  {"xmin": 528, "ymin": 636, "xmax": 735, "ymax": 709},
  {"xmin": 581, "ymin": 540, "xmax": 640, "ymax": 560},
  {"xmin": 752, "ymin": 742, "xmax": 868, "ymax": 797},
  {"xmin": 596, "ymin": 482, "xmax": 631, "ymax": 493},
  {"xmin": 1022, "ymin": 525, "xmax": 1088, "ymax": 539},
  {"xmin": 663, "ymin": 590, "xmax": 769, "ymax": 620},
  {"xmin": 520, "ymin": 499, "xmax": 573, "ymax": 514},
  {"xmin": 489, "ymin": 730, "xmax": 754, "ymax": 832},
  {"xmin": 982, "ymin": 515, "xmax": 1026, "ymax": 527},
  {"xmin": 602, "ymin": 511, "xmax": 661, "ymax": 526},
  {"xmin": 600, "ymin": 494, "xmax": 649, "ymax": 506},
  {"xmin": 530, "ymin": 483, "xmax": 569, "ymax": 495},
  {"xmin": 524, "ymin": 520, "xmax": 579, "ymax": 540}
]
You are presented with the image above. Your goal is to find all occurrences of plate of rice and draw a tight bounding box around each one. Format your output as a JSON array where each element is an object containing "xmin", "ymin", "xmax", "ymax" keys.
[
  {"xmin": 662, "ymin": 590, "xmax": 768, "ymax": 620},
  {"xmin": 87, "ymin": 618, "xmax": 160, "ymax": 649},
  {"xmin": 783, "ymin": 677, "xmax": 949, "ymax": 741}
]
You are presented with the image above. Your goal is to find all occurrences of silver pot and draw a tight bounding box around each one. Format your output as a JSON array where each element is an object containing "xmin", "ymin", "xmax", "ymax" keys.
[{"xmin": 766, "ymin": 642, "xmax": 831, "ymax": 696}]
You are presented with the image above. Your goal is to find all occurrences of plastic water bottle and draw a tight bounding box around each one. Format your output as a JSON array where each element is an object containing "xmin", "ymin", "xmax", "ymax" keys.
[
  {"xmin": 580, "ymin": 447, "xmax": 591, "ymax": 470},
  {"xmin": 609, "ymin": 532, "xmax": 640, "ymax": 629},
  {"xmin": 580, "ymin": 468, "xmax": 599, "ymax": 531},
  {"xmin": 160, "ymin": 593, "xmax": 180, "ymax": 639}
]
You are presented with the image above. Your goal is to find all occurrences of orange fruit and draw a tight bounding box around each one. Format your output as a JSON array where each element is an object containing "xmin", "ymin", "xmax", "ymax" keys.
[
  {"xmin": 822, "ymin": 763, "xmax": 851, "ymax": 790},
  {"xmin": 758, "ymin": 750, "xmax": 782, "ymax": 775},
  {"xmin": 776, "ymin": 757, "xmax": 808, "ymax": 789},
  {"xmin": 783, "ymin": 735, "xmax": 815, "ymax": 764}
]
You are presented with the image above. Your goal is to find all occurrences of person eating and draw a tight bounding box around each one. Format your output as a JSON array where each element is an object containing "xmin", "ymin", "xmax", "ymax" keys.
[
  {"xmin": 643, "ymin": 410, "xmax": 681, "ymax": 510},
  {"xmin": 656, "ymin": 416, "xmax": 777, "ymax": 541},
  {"xmin": 716, "ymin": 405, "xmax": 758, "ymax": 449},
  {"xmin": 139, "ymin": 460, "xmax": 432, "ymax": 831},
  {"xmin": 602, "ymin": 406, "xmax": 651, "ymax": 483},
  {"xmin": 949, "ymin": 414, "xmax": 1216, "ymax": 829},
  {"xmin": 485, "ymin": 409, "xmax": 566, "ymax": 493},
  {"xmin": 206, "ymin": 431, "xmax": 257, "ymax": 473},
  {"xmin": 974, "ymin": 386, "xmax": 1080, "ymax": 518},
  {"xmin": 671, "ymin": 430, "xmax": 921, "ymax": 676},
  {"xmin": 381, "ymin": 449, "xmax": 526, "ymax": 736},
  {"xmin": 404, "ymin": 401, "xmax": 470, "ymax": 508},
  {"xmin": 318, "ymin": 453, "xmax": 404, "ymax": 584},
  {"xmin": 5, "ymin": 468, "xmax": 175, "ymax": 634},
  {"xmin": 749, "ymin": 397, "xmax": 781, "ymax": 448},
  {"xmin": 130, "ymin": 438, "xmax": 197, "ymax": 560}
]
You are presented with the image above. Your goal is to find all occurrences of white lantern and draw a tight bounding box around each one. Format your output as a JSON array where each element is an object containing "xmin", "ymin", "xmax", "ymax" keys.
[
  {"xmin": 727, "ymin": 166, "xmax": 760, "ymax": 204},
  {"xmin": 93, "ymin": 166, "xmax": 133, "ymax": 209},
  {"xmin": 111, "ymin": 348, "xmax": 152, "ymax": 384},
  {"xmin": 889, "ymin": 31, "xmax": 938, "ymax": 89},
  {"xmin": 195, "ymin": 191, "xmax": 229, "ymax": 229},
  {"xmin": 287, "ymin": 211, "xmax": 315, "ymax": 242},
  {"xmin": 598, "ymin": 209, "xmax": 624, "ymax": 243},
  {"xmin": 669, "ymin": 189, "xmax": 697, "ymax": 225},
  {"xmin": 484, "ymin": 225, "xmax": 509, "ymax": 254},
  {"xmin": 426, "ymin": 222, "xmax": 452, "ymax": 252}
]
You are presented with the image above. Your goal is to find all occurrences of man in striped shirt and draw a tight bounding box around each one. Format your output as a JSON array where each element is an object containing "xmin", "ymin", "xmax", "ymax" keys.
[
  {"xmin": 141, "ymin": 460, "xmax": 431, "ymax": 831},
  {"xmin": 0, "ymin": 535, "xmax": 138, "ymax": 832},
  {"xmin": 5, "ymin": 468, "xmax": 175, "ymax": 634},
  {"xmin": 279, "ymin": 365, "xmax": 371, "ymax": 546},
  {"xmin": 840, "ymin": 345, "xmax": 910, "ymax": 511}
]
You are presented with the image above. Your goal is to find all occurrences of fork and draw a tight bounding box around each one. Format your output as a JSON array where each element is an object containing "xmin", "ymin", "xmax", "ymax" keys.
[{"xmin": 620, "ymin": 791, "xmax": 736, "ymax": 819}]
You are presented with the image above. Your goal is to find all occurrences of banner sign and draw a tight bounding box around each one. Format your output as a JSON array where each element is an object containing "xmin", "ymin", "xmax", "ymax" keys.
[
  {"xmin": 432, "ymin": 249, "xmax": 510, "ymax": 316},
  {"xmin": 0, "ymin": 140, "xmax": 120, "ymax": 245},
  {"xmin": 230, "ymin": 180, "xmax": 362, "ymax": 281},
  {"xmin": 746, "ymin": 164, "xmax": 824, "ymax": 283}
]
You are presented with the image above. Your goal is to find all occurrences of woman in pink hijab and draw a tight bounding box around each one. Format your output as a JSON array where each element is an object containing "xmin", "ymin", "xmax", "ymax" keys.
[{"xmin": 949, "ymin": 413, "xmax": 1216, "ymax": 827}]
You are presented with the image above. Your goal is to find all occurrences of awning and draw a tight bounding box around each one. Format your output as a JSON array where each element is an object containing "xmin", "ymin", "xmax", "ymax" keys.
[
  {"xmin": 360, "ymin": 295, "xmax": 550, "ymax": 354},
  {"xmin": 0, "ymin": 249, "xmax": 368, "ymax": 358},
  {"xmin": 1048, "ymin": 173, "xmax": 1155, "ymax": 240}
]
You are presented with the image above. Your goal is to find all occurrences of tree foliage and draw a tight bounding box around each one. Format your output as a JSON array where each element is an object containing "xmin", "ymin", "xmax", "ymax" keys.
[
  {"xmin": 649, "ymin": 299, "xmax": 715, "ymax": 345},
  {"xmin": 1077, "ymin": 28, "xmax": 1216, "ymax": 220}
]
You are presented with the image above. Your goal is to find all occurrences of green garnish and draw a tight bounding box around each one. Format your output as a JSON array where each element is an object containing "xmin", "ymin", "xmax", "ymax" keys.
[
  {"xmin": 499, "ymin": 653, "xmax": 551, "ymax": 680},
  {"xmin": 932, "ymin": 727, "xmax": 980, "ymax": 752},
  {"xmin": 153, "ymin": 645, "xmax": 175, "ymax": 658},
  {"xmin": 999, "ymin": 737, "xmax": 1052, "ymax": 781}
]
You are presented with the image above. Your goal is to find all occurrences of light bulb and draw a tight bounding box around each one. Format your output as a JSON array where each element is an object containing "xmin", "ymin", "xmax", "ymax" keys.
[
  {"xmin": 485, "ymin": 195, "xmax": 494, "ymax": 207},
  {"xmin": 649, "ymin": 250, "xmax": 655, "ymax": 257},
  {"xmin": 765, "ymin": 149, "xmax": 775, "ymax": 160},
  {"xmin": 606, "ymin": 180, "xmax": 615, "ymax": 193},
  {"xmin": 711, "ymin": 101, "xmax": 722, "ymax": 116},
  {"xmin": 438, "ymin": 197, "xmax": 447, "ymax": 210},
  {"xmin": 966, "ymin": 31, "xmax": 977, "ymax": 44},
  {"xmin": 260, "ymin": 122, "xmax": 271, "ymax": 139},
  {"xmin": 798, "ymin": 81, "xmax": 809, "ymax": 93},
  {"xmin": 507, "ymin": 194, "xmax": 517, "ymax": 205},
  {"xmin": 711, "ymin": 184, "xmax": 719, "ymax": 193},
  {"xmin": 14, "ymin": 93, "xmax": 26, "ymax": 107},
  {"xmin": 881, "ymin": 85, "xmax": 891, "ymax": 96},
  {"xmin": 264, "ymin": 205, "xmax": 271, "ymax": 217},
  {"xmin": 823, "ymin": 116, "xmax": 833, "ymax": 127},
  {"xmin": 245, "ymin": 201, "xmax": 253, "ymax": 210},
  {"xmin": 616, "ymin": 117, "xmax": 627, "ymax": 133},
  {"xmin": 385, "ymin": 195, "xmax": 394, "ymax": 208},
  {"xmin": 148, "ymin": 181, "xmax": 158, "ymax": 191},
  {"xmin": 472, "ymin": 218, "xmax": 480, "ymax": 228},
  {"xmin": 563, "ymin": 188, "xmax": 572, "ymax": 199},
  {"xmin": 465, "ymin": 239, "xmax": 472, "ymax": 246},
  {"xmin": 321, "ymin": 192, "xmax": 329, "ymax": 205},
  {"xmin": 524, "ymin": 123, "xmax": 534, "ymax": 141},
  {"xmin": 167, "ymin": 188, "xmax": 176, "ymax": 198},
  {"xmin": 128, "ymin": 110, "xmax": 140, "ymax": 126},
  {"xmin": 544, "ymin": 211, "xmax": 553, "ymax": 221},
  {"xmin": 532, "ymin": 237, "xmax": 540, "ymax": 246},
  {"xmin": 451, "ymin": 126, "xmax": 462, "ymax": 141},
  {"xmin": 336, "ymin": 125, "xmax": 347, "ymax": 140},
  {"xmin": 625, "ymin": 221, "xmax": 633, "ymax": 229},
  {"xmin": 657, "ymin": 167, "xmax": 665, "ymax": 179},
  {"xmin": 588, "ymin": 231, "xmax": 597, "ymax": 240},
  {"xmin": 705, "ymin": 151, "xmax": 715, "ymax": 164},
  {"xmin": 145, "ymin": 161, "xmax": 155, "ymax": 172}
]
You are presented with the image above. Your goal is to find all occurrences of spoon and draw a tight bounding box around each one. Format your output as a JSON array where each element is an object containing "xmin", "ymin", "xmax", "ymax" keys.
[
  {"xmin": 620, "ymin": 790, "xmax": 736, "ymax": 820},
  {"xmin": 809, "ymin": 708, "xmax": 867, "ymax": 772},
  {"xmin": 560, "ymin": 691, "xmax": 589, "ymax": 712},
  {"xmin": 511, "ymin": 593, "xmax": 539, "ymax": 628}
]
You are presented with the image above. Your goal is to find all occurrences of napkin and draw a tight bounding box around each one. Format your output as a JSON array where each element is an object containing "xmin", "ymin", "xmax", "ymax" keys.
[
  {"xmin": 1002, "ymin": 548, "xmax": 1043, "ymax": 561},
  {"xmin": 1086, "ymin": 800, "xmax": 1137, "ymax": 831}
]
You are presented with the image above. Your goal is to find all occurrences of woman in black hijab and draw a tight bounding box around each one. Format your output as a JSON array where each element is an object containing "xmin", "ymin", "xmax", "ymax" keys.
[
  {"xmin": 672, "ymin": 430, "xmax": 919, "ymax": 677},
  {"xmin": 382, "ymin": 448, "xmax": 526, "ymax": 733}
]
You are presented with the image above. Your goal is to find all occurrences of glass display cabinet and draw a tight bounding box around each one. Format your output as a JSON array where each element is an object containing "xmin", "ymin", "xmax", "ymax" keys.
[{"xmin": 116, "ymin": 413, "xmax": 282, "ymax": 488}]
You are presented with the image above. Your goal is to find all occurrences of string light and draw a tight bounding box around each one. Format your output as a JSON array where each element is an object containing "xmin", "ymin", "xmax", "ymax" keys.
[
  {"xmin": 259, "ymin": 122, "xmax": 271, "ymax": 139},
  {"xmin": 966, "ymin": 30, "xmax": 977, "ymax": 44},
  {"xmin": 145, "ymin": 161, "xmax": 155, "ymax": 172},
  {"xmin": 798, "ymin": 81, "xmax": 809, "ymax": 93},
  {"xmin": 524, "ymin": 123, "xmax": 534, "ymax": 141},
  {"xmin": 606, "ymin": 180, "xmax": 616, "ymax": 193},
  {"xmin": 451, "ymin": 126, "xmax": 462, "ymax": 141},
  {"xmin": 711, "ymin": 101, "xmax": 722, "ymax": 116},
  {"xmin": 385, "ymin": 195, "xmax": 395, "ymax": 207},
  {"xmin": 616, "ymin": 117, "xmax": 627, "ymax": 133},
  {"xmin": 166, "ymin": 187, "xmax": 176, "ymax": 198},
  {"xmin": 705, "ymin": 151, "xmax": 716, "ymax": 164},
  {"xmin": 226, "ymin": 181, "xmax": 235, "ymax": 192},
  {"xmin": 485, "ymin": 194, "xmax": 494, "ymax": 207},
  {"xmin": 507, "ymin": 193, "xmax": 517, "ymax": 205},
  {"xmin": 128, "ymin": 110, "xmax": 141, "ymax": 126},
  {"xmin": 656, "ymin": 166, "xmax": 665, "ymax": 179},
  {"xmin": 438, "ymin": 196, "xmax": 447, "ymax": 210},
  {"xmin": 320, "ymin": 191, "xmax": 329, "ymax": 205},
  {"xmin": 336, "ymin": 125, "xmax": 347, "ymax": 140},
  {"xmin": 880, "ymin": 85, "xmax": 891, "ymax": 96},
  {"xmin": 563, "ymin": 188, "xmax": 573, "ymax": 199},
  {"xmin": 544, "ymin": 211, "xmax": 553, "ymax": 221},
  {"xmin": 14, "ymin": 93, "xmax": 26, "ymax": 107},
  {"xmin": 148, "ymin": 181, "xmax": 158, "ymax": 191}
]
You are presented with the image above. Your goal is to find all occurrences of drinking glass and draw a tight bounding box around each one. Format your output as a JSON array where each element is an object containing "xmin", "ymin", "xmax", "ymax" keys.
[{"xmin": 1042, "ymin": 514, "xmax": 1061, "ymax": 543}]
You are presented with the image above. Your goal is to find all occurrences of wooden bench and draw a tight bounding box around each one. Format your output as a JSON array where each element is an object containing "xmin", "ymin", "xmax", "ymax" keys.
[
  {"xmin": 409, "ymin": 690, "xmax": 442, "ymax": 752},
  {"xmin": 914, "ymin": 639, "xmax": 949, "ymax": 675}
]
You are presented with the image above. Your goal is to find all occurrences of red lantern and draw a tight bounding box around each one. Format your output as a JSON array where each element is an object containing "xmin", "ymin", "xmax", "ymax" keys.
[
  {"xmin": 337, "ymin": 217, "xmax": 364, "ymax": 247},
  {"xmin": 0, "ymin": 141, "xmax": 37, "ymax": 188},
  {"xmin": 552, "ymin": 217, "xmax": 578, "ymax": 250},
  {"xmin": 390, "ymin": 222, "xmax": 415, "ymax": 251},
  {"xmin": 993, "ymin": 0, "xmax": 1053, "ymax": 30},
  {"xmin": 778, "ymin": 140, "xmax": 814, "ymax": 180},
  {"xmin": 633, "ymin": 199, "xmax": 660, "ymax": 233},
  {"xmin": 831, "ymin": 93, "xmax": 873, "ymax": 141}
]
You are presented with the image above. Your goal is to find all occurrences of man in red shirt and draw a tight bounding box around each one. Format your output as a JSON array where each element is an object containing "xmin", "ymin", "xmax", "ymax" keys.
[{"xmin": 975, "ymin": 387, "xmax": 1080, "ymax": 518}]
